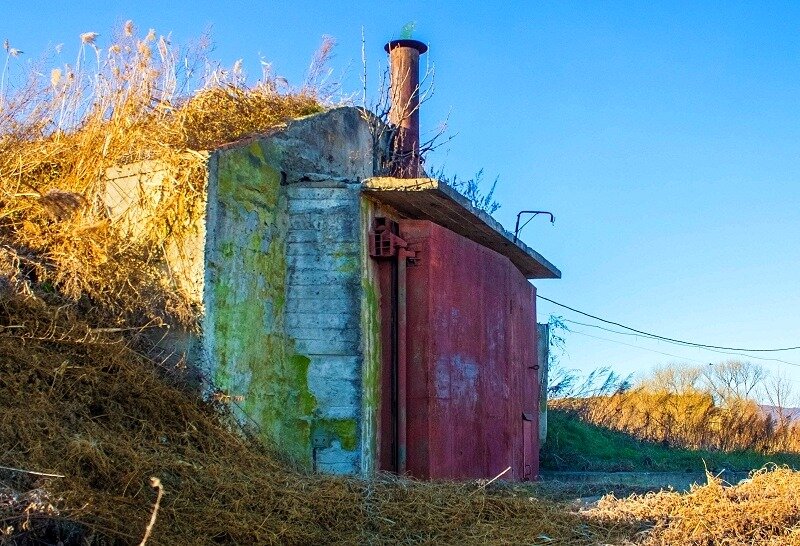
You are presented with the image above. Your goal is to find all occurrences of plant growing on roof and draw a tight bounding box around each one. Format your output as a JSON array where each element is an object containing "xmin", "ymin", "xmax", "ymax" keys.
[
  {"xmin": 429, "ymin": 167, "xmax": 501, "ymax": 215},
  {"xmin": 0, "ymin": 21, "xmax": 328, "ymax": 328}
]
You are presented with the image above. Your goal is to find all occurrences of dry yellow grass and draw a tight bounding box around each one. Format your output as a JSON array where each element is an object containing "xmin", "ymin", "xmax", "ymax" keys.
[
  {"xmin": 554, "ymin": 388, "xmax": 800, "ymax": 455},
  {"xmin": 590, "ymin": 466, "xmax": 800, "ymax": 545},
  {"xmin": 0, "ymin": 22, "xmax": 323, "ymax": 328},
  {"xmin": 0, "ymin": 291, "xmax": 638, "ymax": 545}
]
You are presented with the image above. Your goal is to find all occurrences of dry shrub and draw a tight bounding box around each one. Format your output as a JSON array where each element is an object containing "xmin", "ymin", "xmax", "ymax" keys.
[
  {"xmin": 590, "ymin": 466, "xmax": 800, "ymax": 545},
  {"xmin": 554, "ymin": 386, "xmax": 793, "ymax": 454},
  {"xmin": 0, "ymin": 22, "xmax": 324, "ymax": 329},
  {"xmin": 0, "ymin": 292, "xmax": 636, "ymax": 545}
]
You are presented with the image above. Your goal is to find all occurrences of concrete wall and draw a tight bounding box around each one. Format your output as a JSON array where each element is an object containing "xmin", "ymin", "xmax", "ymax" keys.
[
  {"xmin": 285, "ymin": 179, "xmax": 363, "ymax": 473},
  {"xmin": 358, "ymin": 198, "xmax": 394, "ymax": 476},
  {"xmin": 201, "ymin": 107, "xmax": 381, "ymax": 474},
  {"xmin": 104, "ymin": 158, "xmax": 207, "ymax": 306}
]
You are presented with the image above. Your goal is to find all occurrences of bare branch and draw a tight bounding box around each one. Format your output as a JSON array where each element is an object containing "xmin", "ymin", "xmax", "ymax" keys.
[{"xmin": 138, "ymin": 476, "xmax": 164, "ymax": 546}]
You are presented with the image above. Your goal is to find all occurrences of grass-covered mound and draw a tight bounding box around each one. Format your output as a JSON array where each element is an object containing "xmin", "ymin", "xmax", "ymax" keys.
[
  {"xmin": 0, "ymin": 292, "xmax": 636, "ymax": 545},
  {"xmin": 0, "ymin": 22, "xmax": 322, "ymax": 329}
]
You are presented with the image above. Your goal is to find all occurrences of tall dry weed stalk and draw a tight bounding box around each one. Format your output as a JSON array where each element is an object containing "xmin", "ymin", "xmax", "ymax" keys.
[{"xmin": 0, "ymin": 22, "xmax": 326, "ymax": 327}]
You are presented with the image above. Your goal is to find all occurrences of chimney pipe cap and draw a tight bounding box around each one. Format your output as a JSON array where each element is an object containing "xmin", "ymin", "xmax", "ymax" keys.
[{"xmin": 384, "ymin": 39, "xmax": 428, "ymax": 54}]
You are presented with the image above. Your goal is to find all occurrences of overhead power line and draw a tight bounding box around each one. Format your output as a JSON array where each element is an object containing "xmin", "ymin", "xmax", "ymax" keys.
[
  {"xmin": 563, "ymin": 318, "xmax": 800, "ymax": 368},
  {"xmin": 537, "ymin": 294, "xmax": 800, "ymax": 353},
  {"xmin": 568, "ymin": 328, "xmax": 800, "ymax": 377},
  {"xmin": 567, "ymin": 328, "xmax": 711, "ymax": 365}
]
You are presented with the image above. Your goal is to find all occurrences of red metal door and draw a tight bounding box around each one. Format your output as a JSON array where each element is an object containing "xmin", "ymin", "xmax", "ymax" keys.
[{"xmin": 399, "ymin": 220, "xmax": 539, "ymax": 480}]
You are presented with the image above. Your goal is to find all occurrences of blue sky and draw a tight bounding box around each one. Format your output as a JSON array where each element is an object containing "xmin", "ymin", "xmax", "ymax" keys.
[{"xmin": 5, "ymin": 1, "xmax": 800, "ymax": 387}]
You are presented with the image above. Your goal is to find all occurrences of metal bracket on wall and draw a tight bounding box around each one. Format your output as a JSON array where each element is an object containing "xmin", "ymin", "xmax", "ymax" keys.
[
  {"xmin": 369, "ymin": 218, "xmax": 419, "ymax": 264},
  {"xmin": 406, "ymin": 246, "xmax": 421, "ymax": 266},
  {"xmin": 513, "ymin": 210, "xmax": 555, "ymax": 244}
]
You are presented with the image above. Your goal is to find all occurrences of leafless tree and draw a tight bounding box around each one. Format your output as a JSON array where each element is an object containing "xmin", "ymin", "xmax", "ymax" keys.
[
  {"xmin": 702, "ymin": 360, "xmax": 766, "ymax": 406},
  {"xmin": 644, "ymin": 363, "xmax": 703, "ymax": 394},
  {"xmin": 762, "ymin": 371, "xmax": 798, "ymax": 429}
]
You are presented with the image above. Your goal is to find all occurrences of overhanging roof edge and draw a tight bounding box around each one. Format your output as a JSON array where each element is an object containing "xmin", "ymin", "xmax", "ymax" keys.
[{"xmin": 362, "ymin": 177, "xmax": 561, "ymax": 280}]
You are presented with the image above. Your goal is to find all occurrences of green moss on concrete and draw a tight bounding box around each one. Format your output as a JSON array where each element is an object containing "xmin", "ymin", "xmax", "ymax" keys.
[
  {"xmin": 337, "ymin": 256, "xmax": 359, "ymax": 274},
  {"xmin": 332, "ymin": 243, "xmax": 360, "ymax": 274},
  {"xmin": 209, "ymin": 140, "xmax": 367, "ymax": 470},
  {"xmin": 210, "ymin": 142, "xmax": 318, "ymax": 467},
  {"xmin": 215, "ymin": 141, "xmax": 281, "ymax": 224},
  {"xmin": 313, "ymin": 418, "xmax": 359, "ymax": 451},
  {"xmin": 362, "ymin": 279, "xmax": 381, "ymax": 412},
  {"xmin": 359, "ymin": 200, "xmax": 382, "ymax": 473},
  {"xmin": 290, "ymin": 354, "xmax": 317, "ymax": 416}
]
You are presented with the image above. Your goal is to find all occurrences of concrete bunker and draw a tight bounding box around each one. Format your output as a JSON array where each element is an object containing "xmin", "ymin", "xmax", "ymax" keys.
[{"xmin": 102, "ymin": 41, "xmax": 560, "ymax": 480}]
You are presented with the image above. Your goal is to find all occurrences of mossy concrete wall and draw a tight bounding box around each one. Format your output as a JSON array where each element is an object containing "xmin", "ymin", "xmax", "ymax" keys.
[
  {"xmin": 201, "ymin": 107, "xmax": 382, "ymax": 475},
  {"xmin": 358, "ymin": 198, "xmax": 384, "ymax": 476}
]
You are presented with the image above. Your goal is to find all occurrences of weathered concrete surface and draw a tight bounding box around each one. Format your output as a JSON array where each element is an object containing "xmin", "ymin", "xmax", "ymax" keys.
[
  {"xmin": 104, "ymin": 160, "xmax": 168, "ymax": 238},
  {"xmin": 269, "ymin": 106, "xmax": 377, "ymax": 182},
  {"xmin": 203, "ymin": 141, "xmax": 309, "ymax": 462},
  {"xmin": 202, "ymin": 107, "xmax": 378, "ymax": 474},
  {"xmin": 358, "ymin": 198, "xmax": 388, "ymax": 476},
  {"xmin": 285, "ymin": 180, "xmax": 364, "ymax": 474},
  {"xmin": 540, "ymin": 470, "xmax": 752, "ymax": 493},
  {"xmin": 104, "ymin": 158, "xmax": 207, "ymax": 305}
]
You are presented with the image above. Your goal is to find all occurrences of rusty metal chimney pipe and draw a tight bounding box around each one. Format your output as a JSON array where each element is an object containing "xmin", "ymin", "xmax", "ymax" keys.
[{"xmin": 384, "ymin": 39, "xmax": 428, "ymax": 178}]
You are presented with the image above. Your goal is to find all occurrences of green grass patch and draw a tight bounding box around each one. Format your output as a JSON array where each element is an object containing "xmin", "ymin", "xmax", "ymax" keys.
[{"xmin": 541, "ymin": 409, "xmax": 800, "ymax": 472}]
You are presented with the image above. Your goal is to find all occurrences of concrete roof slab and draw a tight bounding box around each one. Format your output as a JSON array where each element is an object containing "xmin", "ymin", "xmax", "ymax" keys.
[{"xmin": 362, "ymin": 177, "xmax": 561, "ymax": 280}]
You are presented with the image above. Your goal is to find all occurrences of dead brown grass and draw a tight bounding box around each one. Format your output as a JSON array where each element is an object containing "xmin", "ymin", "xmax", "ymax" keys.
[
  {"xmin": 0, "ymin": 291, "xmax": 637, "ymax": 545},
  {"xmin": 0, "ymin": 22, "xmax": 323, "ymax": 329}
]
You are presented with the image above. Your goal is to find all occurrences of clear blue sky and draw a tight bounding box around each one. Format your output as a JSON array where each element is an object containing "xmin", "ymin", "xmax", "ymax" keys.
[{"xmin": 6, "ymin": 1, "xmax": 800, "ymax": 386}]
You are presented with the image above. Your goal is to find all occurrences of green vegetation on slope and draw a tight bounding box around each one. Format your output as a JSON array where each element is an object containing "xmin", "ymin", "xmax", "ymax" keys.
[{"xmin": 541, "ymin": 409, "xmax": 800, "ymax": 472}]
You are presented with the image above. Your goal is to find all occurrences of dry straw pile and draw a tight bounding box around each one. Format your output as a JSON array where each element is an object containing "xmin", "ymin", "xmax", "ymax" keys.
[{"xmin": 591, "ymin": 466, "xmax": 800, "ymax": 545}]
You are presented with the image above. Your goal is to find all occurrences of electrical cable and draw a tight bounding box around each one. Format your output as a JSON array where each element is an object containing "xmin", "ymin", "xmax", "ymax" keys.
[
  {"xmin": 537, "ymin": 294, "xmax": 800, "ymax": 352},
  {"xmin": 567, "ymin": 328, "xmax": 800, "ymax": 389},
  {"xmin": 567, "ymin": 328, "xmax": 711, "ymax": 364},
  {"xmin": 564, "ymin": 319, "xmax": 800, "ymax": 368}
]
